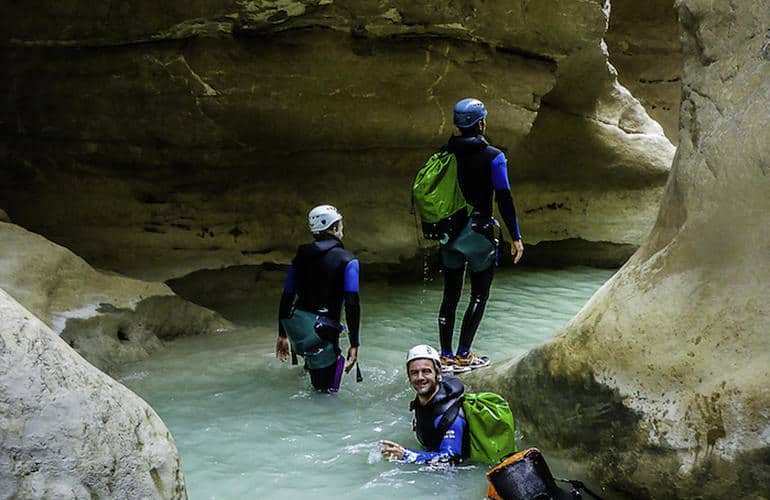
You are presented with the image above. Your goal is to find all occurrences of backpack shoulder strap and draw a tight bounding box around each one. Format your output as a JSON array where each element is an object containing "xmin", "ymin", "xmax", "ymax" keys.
[{"xmin": 434, "ymin": 396, "xmax": 464, "ymax": 445}]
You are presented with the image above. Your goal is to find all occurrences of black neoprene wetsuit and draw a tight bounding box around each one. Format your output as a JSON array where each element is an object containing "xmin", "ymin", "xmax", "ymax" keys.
[
  {"xmin": 439, "ymin": 134, "xmax": 521, "ymax": 357},
  {"xmin": 448, "ymin": 134, "xmax": 520, "ymax": 241},
  {"xmin": 278, "ymin": 237, "xmax": 360, "ymax": 390},
  {"xmin": 405, "ymin": 376, "xmax": 467, "ymax": 463}
]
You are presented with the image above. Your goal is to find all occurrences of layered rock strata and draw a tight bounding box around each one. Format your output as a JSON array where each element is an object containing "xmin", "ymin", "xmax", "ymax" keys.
[
  {"xmin": 605, "ymin": 0, "xmax": 683, "ymax": 144},
  {"xmin": 1, "ymin": 1, "xmax": 675, "ymax": 279},
  {"xmin": 472, "ymin": 0, "xmax": 770, "ymax": 497}
]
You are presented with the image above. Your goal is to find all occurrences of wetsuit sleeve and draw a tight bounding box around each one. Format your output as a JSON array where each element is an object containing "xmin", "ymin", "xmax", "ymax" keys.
[
  {"xmin": 343, "ymin": 259, "xmax": 360, "ymax": 347},
  {"xmin": 402, "ymin": 415, "xmax": 466, "ymax": 464},
  {"xmin": 278, "ymin": 264, "xmax": 297, "ymax": 338},
  {"xmin": 491, "ymin": 152, "xmax": 522, "ymax": 241}
]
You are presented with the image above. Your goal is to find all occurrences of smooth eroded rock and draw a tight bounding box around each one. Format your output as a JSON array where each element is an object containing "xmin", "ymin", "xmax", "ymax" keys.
[
  {"xmin": 0, "ymin": 222, "xmax": 231, "ymax": 374},
  {"xmin": 0, "ymin": 288, "xmax": 187, "ymax": 499},
  {"xmin": 0, "ymin": 0, "xmax": 674, "ymax": 278},
  {"xmin": 471, "ymin": 1, "xmax": 770, "ymax": 497}
]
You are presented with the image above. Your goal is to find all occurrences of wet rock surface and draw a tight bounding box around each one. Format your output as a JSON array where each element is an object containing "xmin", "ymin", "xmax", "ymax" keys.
[{"xmin": 471, "ymin": 1, "xmax": 770, "ymax": 497}]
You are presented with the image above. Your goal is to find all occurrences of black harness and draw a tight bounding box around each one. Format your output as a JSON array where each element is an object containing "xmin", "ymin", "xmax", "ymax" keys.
[
  {"xmin": 293, "ymin": 238, "xmax": 354, "ymax": 322},
  {"xmin": 410, "ymin": 378, "xmax": 465, "ymax": 452}
]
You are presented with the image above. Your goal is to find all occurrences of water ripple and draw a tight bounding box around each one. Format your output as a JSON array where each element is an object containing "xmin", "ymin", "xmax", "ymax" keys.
[{"xmin": 118, "ymin": 267, "xmax": 614, "ymax": 500}]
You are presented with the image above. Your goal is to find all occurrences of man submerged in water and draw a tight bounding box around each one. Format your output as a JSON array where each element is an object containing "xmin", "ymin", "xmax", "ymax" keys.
[
  {"xmin": 275, "ymin": 204, "xmax": 360, "ymax": 392},
  {"xmin": 380, "ymin": 345, "xmax": 467, "ymax": 463}
]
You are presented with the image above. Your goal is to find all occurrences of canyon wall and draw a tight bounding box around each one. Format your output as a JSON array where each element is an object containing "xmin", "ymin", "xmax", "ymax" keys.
[
  {"xmin": 0, "ymin": 1, "xmax": 676, "ymax": 279},
  {"xmin": 472, "ymin": 0, "xmax": 770, "ymax": 497}
]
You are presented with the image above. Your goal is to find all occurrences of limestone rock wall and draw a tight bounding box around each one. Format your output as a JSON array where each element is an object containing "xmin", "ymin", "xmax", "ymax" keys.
[
  {"xmin": 472, "ymin": 1, "xmax": 770, "ymax": 497},
  {"xmin": 0, "ymin": 222, "xmax": 171, "ymax": 325},
  {"xmin": 606, "ymin": 0, "xmax": 682, "ymax": 144},
  {"xmin": 0, "ymin": 222, "xmax": 231, "ymax": 374},
  {"xmin": 0, "ymin": 288, "xmax": 187, "ymax": 499},
  {"xmin": 0, "ymin": 0, "xmax": 675, "ymax": 279}
]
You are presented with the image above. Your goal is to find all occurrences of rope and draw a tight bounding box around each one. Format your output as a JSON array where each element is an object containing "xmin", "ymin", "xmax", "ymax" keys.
[{"xmin": 556, "ymin": 479, "xmax": 605, "ymax": 500}]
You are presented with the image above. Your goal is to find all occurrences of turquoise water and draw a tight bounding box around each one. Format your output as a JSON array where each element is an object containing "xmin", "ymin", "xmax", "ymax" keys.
[{"xmin": 118, "ymin": 267, "xmax": 615, "ymax": 499}]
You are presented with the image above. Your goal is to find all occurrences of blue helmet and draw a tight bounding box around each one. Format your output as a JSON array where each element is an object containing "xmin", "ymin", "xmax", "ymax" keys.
[{"xmin": 453, "ymin": 98, "xmax": 487, "ymax": 129}]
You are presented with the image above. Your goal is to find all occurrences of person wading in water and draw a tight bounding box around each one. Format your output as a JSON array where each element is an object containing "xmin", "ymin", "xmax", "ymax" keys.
[
  {"xmin": 380, "ymin": 345, "xmax": 467, "ymax": 463},
  {"xmin": 275, "ymin": 205, "xmax": 360, "ymax": 392}
]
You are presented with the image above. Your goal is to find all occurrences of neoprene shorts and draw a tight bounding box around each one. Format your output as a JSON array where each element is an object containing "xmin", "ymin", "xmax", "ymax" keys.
[{"xmin": 440, "ymin": 220, "xmax": 495, "ymax": 272}]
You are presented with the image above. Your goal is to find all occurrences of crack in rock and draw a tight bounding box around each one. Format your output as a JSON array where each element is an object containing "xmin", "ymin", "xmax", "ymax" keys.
[{"xmin": 425, "ymin": 43, "xmax": 452, "ymax": 136}]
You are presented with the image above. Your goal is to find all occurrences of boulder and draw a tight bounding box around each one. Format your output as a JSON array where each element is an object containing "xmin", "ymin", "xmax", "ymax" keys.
[
  {"xmin": 471, "ymin": 0, "xmax": 770, "ymax": 497},
  {"xmin": 0, "ymin": 222, "xmax": 230, "ymax": 374},
  {"xmin": 0, "ymin": 288, "xmax": 187, "ymax": 498}
]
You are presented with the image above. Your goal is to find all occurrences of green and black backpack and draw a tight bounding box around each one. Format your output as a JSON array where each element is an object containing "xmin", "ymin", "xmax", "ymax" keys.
[
  {"xmin": 436, "ymin": 391, "xmax": 517, "ymax": 464},
  {"xmin": 412, "ymin": 149, "xmax": 470, "ymax": 241}
]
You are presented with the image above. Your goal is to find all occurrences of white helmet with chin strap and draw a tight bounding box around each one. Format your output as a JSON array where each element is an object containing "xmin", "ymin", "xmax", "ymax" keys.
[
  {"xmin": 405, "ymin": 344, "xmax": 441, "ymax": 372},
  {"xmin": 308, "ymin": 204, "xmax": 342, "ymax": 234}
]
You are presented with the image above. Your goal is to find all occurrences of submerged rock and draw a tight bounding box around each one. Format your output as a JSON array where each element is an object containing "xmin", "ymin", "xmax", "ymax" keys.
[
  {"xmin": 472, "ymin": 1, "xmax": 770, "ymax": 497},
  {"xmin": 0, "ymin": 288, "xmax": 187, "ymax": 498},
  {"xmin": 60, "ymin": 295, "xmax": 231, "ymax": 374}
]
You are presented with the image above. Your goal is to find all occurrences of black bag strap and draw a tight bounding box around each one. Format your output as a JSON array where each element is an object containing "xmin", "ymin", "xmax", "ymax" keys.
[
  {"xmin": 433, "ymin": 396, "xmax": 464, "ymax": 448},
  {"xmin": 556, "ymin": 479, "xmax": 605, "ymax": 500}
]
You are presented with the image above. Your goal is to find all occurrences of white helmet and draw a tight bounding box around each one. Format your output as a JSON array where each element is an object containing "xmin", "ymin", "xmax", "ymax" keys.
[
  {"xmin": 308, "ymin": 204, "xmax": 343, "ymax": 234},
  {"xmin": 405, "ymin": 344, "xmax": 441, "ymax": 372}
]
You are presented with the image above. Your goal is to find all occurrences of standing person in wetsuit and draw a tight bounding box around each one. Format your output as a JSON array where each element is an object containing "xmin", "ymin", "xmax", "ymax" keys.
[
  {"xmin": 437, "ymin": 98, "xmax": 524, "ymax": 374},
  {"xmin": 380, "ymin": 345, "xmax": 467, "ymax": 464},
  {"xmin": 275, "ymin": 204, "xmax": 360, "ymax": 392}
]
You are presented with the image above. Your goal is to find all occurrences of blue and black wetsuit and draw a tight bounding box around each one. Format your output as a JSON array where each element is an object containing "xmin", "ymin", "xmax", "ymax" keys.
[
  {"xmin": 404, "ymin": 377, "xmax": 467, "ymax": 464},
  {"xmin": 278, "ymin": 236, "xmax": 360, "ymax": 391},
  {"xmin": 439, "ymin": 134, "xmax": 522, "ymax": 358},
  {"xmin": 451, "ymin": 134, "xmax": 521, "ymax": 243}
]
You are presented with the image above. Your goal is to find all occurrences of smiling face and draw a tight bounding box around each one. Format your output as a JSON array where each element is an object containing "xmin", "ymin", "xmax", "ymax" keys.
[{"xmin": 407, "ymin": 358, "xmax": 440, "ymax": 403}]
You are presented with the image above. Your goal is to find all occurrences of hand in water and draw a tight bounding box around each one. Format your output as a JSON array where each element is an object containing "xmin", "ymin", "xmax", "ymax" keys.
[
  {"xmin": 379, "ymin": 440, "xmax": 406, "ymax": 461},
  {"xmin": 275, "ymin": 336, "xmax": 290, "ymax": 361},
  {"xmin": 511, "ymin": 239, "xmax": 524, "ymax": 264},
  {"xmin": 344, "ymin": 346, "xmax": 358, "ymax": 373}
]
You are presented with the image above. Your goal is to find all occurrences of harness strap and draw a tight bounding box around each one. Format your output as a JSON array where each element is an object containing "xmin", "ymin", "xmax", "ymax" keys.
[
  {"xmin": 556, "ymin": 479, "xmax": 605, "ymax": 500},
  {"xmin": 433, "ymin": 396, "xmax": 464, "ymax": 449}
]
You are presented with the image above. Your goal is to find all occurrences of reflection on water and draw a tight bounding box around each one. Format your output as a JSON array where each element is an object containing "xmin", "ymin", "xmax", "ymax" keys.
[{"xmin": 118, "ymin": 267, "xmax": 614, "ymax": 500}]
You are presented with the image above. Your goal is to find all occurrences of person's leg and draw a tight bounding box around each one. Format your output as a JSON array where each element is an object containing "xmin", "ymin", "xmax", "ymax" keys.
[
  {"xmin": 330, "ymin": 355, "xmax": 345, "ymax": 392},
  {"xmin": 309, "ymin": 360, "xmax": 339, "ymax": 392},
  {"xmin": 438, "ymin": 266, "xmax": 465, "ymax": 356},
  {"xmin": 457, "ymin": 264, "xmax": 494, "ymax": 356}
]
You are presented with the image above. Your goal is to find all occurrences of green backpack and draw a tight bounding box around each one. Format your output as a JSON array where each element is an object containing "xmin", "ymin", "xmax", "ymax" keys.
[
  {"xmin": 463, "ymin": 392, "xmax": 517, "ymax": 464},
  {"xmin": 412, "ymin": 150, "xmax": 470, "ymax": 240},
  {"xmin": 437, "ymin": 391, "xmax": 517, "ymax": 464},
  {"xmin": 279, "ymin": 309, "xmax": 338, "ymax": 370}
]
